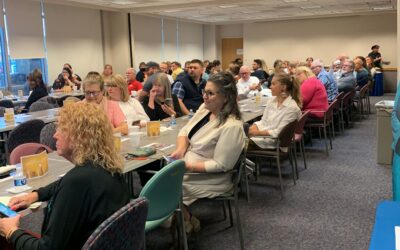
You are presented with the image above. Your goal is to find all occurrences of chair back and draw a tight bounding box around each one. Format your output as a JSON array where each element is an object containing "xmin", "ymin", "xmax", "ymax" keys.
[
  {"xmin": 7, "ymin": 119, "xmax": 45, "ymax": 154},
  {"xmin": 0, "ymin": 100, "xmax": 14, "ymax": 109},
  {"xmin": 278, "ymin": 120, "xmax": 298, "ymax": 147},
  {"xmin": 40, "ymin": 123, "xmax": 57, "ymax": 150},
  {"xmin": 38, "ymin": 96, "xmax": 59, "ymax": 106},
  {"xmin": 342, "ymin": 91, "xmax": 354, "ymax": 107},
  {"xmin": 29, "ymin": 101, "xmax": 55, "ymax": 113},
  {"xmin": 295, "ymin": 111, "xmax": 310, "ymax": 135},
  {"xmin": 359, "ymin": 84, "xmax": 369, "ymax": 97},
  {"xmin": 81, "ymin": 197, "xmax": 148, "ymax": 250},
  {"xmin": 325, "ymin": 99, "xmax": 337, "ymax": 122},
  {"xmin": 139, "ymin": 160, "xmax": 185, "ymax": 221},
  {"xmin": 9, "ymin": 142, "xmax": 52, "ymax": 165}
]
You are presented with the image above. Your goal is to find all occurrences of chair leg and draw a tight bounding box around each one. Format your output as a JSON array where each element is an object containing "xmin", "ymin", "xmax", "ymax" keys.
[
  {"xmin": 233, "ymin": 197, "xmax": 245, "ymax": 250},
  {"xmin": 323, "ymin": 126, "xmax": 329, "ymax": 156},
  {"xmin": 328, "ymin": 124, "xmax": 333, "ymax": 150},
  {"xmin": 289, "ymin": 148, "xmax": 297, "ymax": 183},
  {"xmin": 243, "ymin": 167, "xmax": 250, "ymax": 202},
  {"xmin": 301, "ymin": 138, "xmax": 307, "ymax": 169},
  {"xmin": 227, "ymin": 200, "xmax": 234, "ymax": 227},
  {"xmin": 276, "ymin": 156, "xmax": 284, "ymax": 199},
  {"xmin": 222, "ymin": 200, "xmax": 227, "ymax": 221},
  {"xmin": 177, "ymin": 203, "xmax": 188, "ymax": 250}
]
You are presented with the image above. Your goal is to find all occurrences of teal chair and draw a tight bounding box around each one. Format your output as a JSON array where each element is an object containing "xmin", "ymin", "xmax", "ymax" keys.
[{"xmin": 139, "ymin": 160, "xmax": 187, "ymax": 250}]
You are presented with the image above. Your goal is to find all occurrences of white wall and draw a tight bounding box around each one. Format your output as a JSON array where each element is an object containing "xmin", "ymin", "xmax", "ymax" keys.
[
  {"xmin": 45, "ymin": 4, "xmax": 104, "ymax": 83},
  {"xmin": 102, "ymin": 11, "xmax": 131, "ymax": 76},
  {"xmin": 203, "ymin": 24, "xmax": 218, "ymax": 60},
  {"xmin": 130, "ymin": 14, "xmax": 204, "ymax": 68},
  {"xmin": 243, "ymin": 13, "xmax": 397, "ymax": 68}
]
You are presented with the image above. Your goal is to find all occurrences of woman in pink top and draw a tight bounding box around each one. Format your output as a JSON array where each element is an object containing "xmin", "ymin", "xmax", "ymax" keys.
[
  {"xmin": 82, "ymin": 72, "xmax": 128, "ymax": 135},
  {"xmin": 295, "ymin": 66, "xmax": 328, "ymax": 118}
]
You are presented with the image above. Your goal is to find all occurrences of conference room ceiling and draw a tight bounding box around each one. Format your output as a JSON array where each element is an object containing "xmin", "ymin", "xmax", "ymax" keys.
[{"xmin": 45, "ymin": 0, "xmax": 396, "ymax": 24}]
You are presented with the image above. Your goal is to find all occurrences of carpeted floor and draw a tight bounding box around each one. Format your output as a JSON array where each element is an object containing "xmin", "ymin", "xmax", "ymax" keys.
[{"xmin": 21, "ymin": 94, "xmax": 395, "ymax": 250}]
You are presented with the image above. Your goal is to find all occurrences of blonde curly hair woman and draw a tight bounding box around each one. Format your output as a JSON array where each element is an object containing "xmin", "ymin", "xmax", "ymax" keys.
[{"xmin": 0, "ymin": 102, "xmax": 129, "ymax": 250}]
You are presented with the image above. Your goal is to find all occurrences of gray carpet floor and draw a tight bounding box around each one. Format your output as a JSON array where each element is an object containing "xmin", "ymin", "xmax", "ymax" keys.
[{"xmin": 21, "ymin": 94, "xmax": 395, "ymax": 250}]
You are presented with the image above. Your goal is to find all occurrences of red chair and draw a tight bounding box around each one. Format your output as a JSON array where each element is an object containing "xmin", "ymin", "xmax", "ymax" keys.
[{"xmin": 10, "ymin": 143, "xmax": 52, "ymax": 165}]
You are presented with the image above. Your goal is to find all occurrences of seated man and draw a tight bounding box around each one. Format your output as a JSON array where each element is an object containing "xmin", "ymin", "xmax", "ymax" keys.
[
  {"xmin": 237, "ymin": 65, "xmax": 260, "ymax": 99},
  {"xmin": 311, "ymin": 59, "xmax": 338, "ymax": 102},
  {"xmin": 354, "ymin": 58, "xmax": 369, "ymax": 88},
  {"xmin": 171, "ymin": 61, "xmax": 184, "ymax": 81},
  {"xmin": 172, "ymin": 59, "xmax": 206, "ymax": 115},
  {"xmin": 159, "ymin": 61, "xmax": 174, "ymax": 83},
  {"xmin": 126, "ymin": 68, "xmax": 143, "ymax": 92},
  {"xmin": 337, "ymin": 60, "xmax": 356, "ymax": 93},
  {"xmin": 251, "ymin": 59, "xmax": 268, "ymax": 81},
  {"xmin": 139, "ymin": 61, "xmax": 161, "ymax": 101}
]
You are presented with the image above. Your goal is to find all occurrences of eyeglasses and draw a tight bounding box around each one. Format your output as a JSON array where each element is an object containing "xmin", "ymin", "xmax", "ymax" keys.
[
  {"xmin": 202, "ymin": 89, "xmax": 219, "ymax": 97},
  {"xmin": 239, "ymin": 72, "xmax": 249, "ymax": 75},
  {"xmin": 104, "ymin": 84, "xmax": 117, "ymax": 88},
  {"xmin": 84, "ymin": 91, "xmax": 102, "ymax": 97}
]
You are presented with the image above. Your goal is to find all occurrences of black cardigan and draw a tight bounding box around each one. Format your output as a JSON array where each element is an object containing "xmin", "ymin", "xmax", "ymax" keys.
[
  {"xmin": 142, "ymin": 94, "xmax": 183, "ymax": 121},
  {"xmin": 10, "ymin": 162, "xmax": 129, "ymax": 250}
]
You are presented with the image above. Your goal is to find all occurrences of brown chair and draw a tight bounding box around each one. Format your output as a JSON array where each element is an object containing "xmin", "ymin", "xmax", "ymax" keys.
[
  {"xmin": 293, "ymin": 111, "xmax": 310, "ymax": 176},
  {"xmin": 332, "ymin": 92, "xmax": 345, "ymax": 134},
  {"xmin": 247, "ymin": 120, "xmax": 298, "ymax": 198},
  {"xmin": 353, "ymin": 82, "xmax": 371, "ymax": 121},
  {"xmin": 340, "ymin": 90, "xmax": 356, "ymax": 129},
  {"xmin": 305, "ymin": 99, "xmax": 337, "ymax": 156}
]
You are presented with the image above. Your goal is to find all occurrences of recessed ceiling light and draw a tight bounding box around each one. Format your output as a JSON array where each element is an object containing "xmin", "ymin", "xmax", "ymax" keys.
[
  {"xmin": 372, "ymin": 6, "xmax": 393, "ymax": 10},
  {"xmin": 219, "ymin": 5, "xmax": 238, "ymax": 8},
  {"xmin": 283, "ymin": 0, "xmax": 308, "ymax": 3},
  {"xmin": 301, "ymin": 6, "xmax": 321, "ymax": 9},
  {"xmin": 163, "ymin": 9, "xmax": 180, "ymax": 13}
]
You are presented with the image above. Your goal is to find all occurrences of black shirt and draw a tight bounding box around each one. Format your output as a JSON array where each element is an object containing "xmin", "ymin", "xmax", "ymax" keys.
[
  {"xmin": 142, "ymin": 94, "xmax": 182, "ymax": 121},
  {"xmin": 24, "ymin": 86, "xmax": 48, "ymax": 111},
  {"xmin": 10, "ymin": 162, "xmax": 129, "ymax": 250}
]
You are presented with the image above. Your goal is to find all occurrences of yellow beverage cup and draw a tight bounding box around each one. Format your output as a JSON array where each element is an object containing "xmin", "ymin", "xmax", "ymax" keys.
[
  {"xmin": 147, "ymin": 121, "xmax": 161, "ymax": 137},
  {"xmin": 113, "ymin": 133, "xmax": 122, "ymax": 152}
]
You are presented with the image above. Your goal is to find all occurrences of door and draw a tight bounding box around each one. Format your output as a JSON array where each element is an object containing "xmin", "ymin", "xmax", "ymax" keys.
[{"xmin": 221, "ymin": 38, "xmax": 243, "ymax": 71}]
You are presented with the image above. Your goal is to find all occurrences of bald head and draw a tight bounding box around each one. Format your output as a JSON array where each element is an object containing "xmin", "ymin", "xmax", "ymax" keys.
[{"xmin": 239, "ymin": 65, "xmax": 251, "ymax": 81}]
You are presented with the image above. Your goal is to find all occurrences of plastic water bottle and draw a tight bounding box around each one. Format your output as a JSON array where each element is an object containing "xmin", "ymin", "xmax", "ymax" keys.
[
  {"xmin": 170, "ymin": 114, "xmax": 177, "ymax": 128},
  {"xmin": 13, "ymin": 166, "xmax": 27, "ymax": 187},
  {"xmin": 188, "ymin": 109, "xmax": 194, "ymax": 120}
]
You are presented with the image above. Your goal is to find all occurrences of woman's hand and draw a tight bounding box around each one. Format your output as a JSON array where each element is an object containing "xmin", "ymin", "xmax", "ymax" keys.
[
  {"xmin": 161, "ymin": 104, "xmax": 176, "ymax": 116},
  {"xmin": 170, "ymin": 148, "xmax": 186, "ymax": 160},
  {"xmin": 0, "ymin": 215, "xmax": 20, "ymax": 239},
  {"xmin": 8, "ymin": 192, "xmax": 38, "ymax": 211},
  {"xmin": 248, "ymin": 124, "xmax": 259, "ymax": 137}
]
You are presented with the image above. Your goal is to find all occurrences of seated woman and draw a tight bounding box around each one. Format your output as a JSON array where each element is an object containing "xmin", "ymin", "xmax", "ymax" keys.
[
  {"xmin": 105, "ymin": 74, "xmax": 149, "ymax": 127},
  {"xmin": 102, "ymin": 64, "xmax": 113, "ymax": 82},
  {"xmin": 52, "ymin": 67, "xmax": 81, "ymax": 91},
  {"xmin": 295, "ymin": 66, "xmax": 328, "ymax": 118},
  {"xmin": 0, "ymin": 102, "xmax": 129, "ymax": 249},
  {"xmin": 82, "ymin": 72, "xmax": 128, "ymax": 135},
  {"xmin": 24, "ymin": 69, "xmax": 48, "ymax": 111},
  {"xmin": 249, "ymin": 73, "xmax": 302, "ymax": 149},
  {"xmin": 170, "ymin": 72, "xmax": 245, "ymax": 233},
  {"xmin": 142, "ymin": 73, "xmax": 183, "ymax": 121}
]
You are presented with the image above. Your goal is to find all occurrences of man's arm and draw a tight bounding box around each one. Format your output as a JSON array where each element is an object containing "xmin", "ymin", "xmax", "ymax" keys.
[{"xmin": 178, "ymin": 98, "xmax": 189, "ymax": 115}]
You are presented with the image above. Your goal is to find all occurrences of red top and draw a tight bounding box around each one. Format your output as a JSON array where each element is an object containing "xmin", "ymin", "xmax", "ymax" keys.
[
  {"xmin": 300, "ymin": 77, "xmax": 328, "ymax": 118},
  {"xmin": 128, "ymin": 80, "xmax": 143, "ymax": 92}
]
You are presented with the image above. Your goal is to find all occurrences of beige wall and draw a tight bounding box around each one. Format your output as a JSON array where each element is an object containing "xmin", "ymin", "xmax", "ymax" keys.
[
  {"xmin": 203, "ymin": 24, "xmax": 218, "ymax": 60},
  {"xmin": 45, "ymin": 3, "xmax": 104, "ymax": 83},
  {"xmin": 243, "ymin": 13, "xmax": 397, "ymax": 69},
  {"xmin": 102, "ymin": 11, "xmax": 131, "ymax": 76}
]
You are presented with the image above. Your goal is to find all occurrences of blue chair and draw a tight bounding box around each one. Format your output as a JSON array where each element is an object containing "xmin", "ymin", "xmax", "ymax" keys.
[
  {"xmin": 81, "ymin": 197, "xmax": 148, "ymax": 250},
  {"xmin": 139, "ymin": 160, "xmax": 187, "ymax": 250}
]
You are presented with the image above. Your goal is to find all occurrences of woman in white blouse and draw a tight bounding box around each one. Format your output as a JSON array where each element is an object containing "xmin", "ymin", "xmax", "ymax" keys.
[
  {"xmin": 249, "ymin": 73, "xmax": 302, "ymax": 149},
  {"xmin": 170, "ymin": 72, "xmax": 245, "ymax": 233},
  {"xmin": 105, "ymin": 74, "xmax": 149, "ymax": 127}
]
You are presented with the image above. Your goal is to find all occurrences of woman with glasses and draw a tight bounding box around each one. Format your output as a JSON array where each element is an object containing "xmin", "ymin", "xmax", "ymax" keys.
[
  {"xmin": 0, "ymin": 102, "xmax": 129, "ymax": 249},
  {"xmin": 105, "ymin": 74, "xmax": 149, "ymax": 127},
  {"xmin": 170, "ymin": 72, "xmax": 245, "ymax": 233},
  {"xmin": 142, "ymin": 73, "xmax": 182, "ymax": 121},
  {"xmin": 82, "ymin": 72, "xmax": 128, "ymax": 135},
  {"xmin": 295, "ymin": 66, "xmax": 328, "ymax": 118}
]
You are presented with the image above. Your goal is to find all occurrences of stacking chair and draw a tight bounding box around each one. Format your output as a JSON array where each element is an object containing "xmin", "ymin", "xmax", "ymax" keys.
[
  {"xmin": 38, "ymin": 96, "xmax": 59, "ymax": 106},
  {"xmin": 332, "ymin": 92, "xmax": 345, "ymax": 134},
  {"xmin": 353, "ymin": 83, "xmax": 370, "ymax": 121},
  {"xmin": 341, "ymin": 90, "xmax": 356, "ymax": 128},
  {"xmin": 293, "ymin": 111, "xmax": 310, "ymax": 175},
  {"xmin": 29, "ymin": 101, "xmax": 56, "ymax": 113},
  {"xmin": 82, "ymin": 197, "xmax": 148, "ymax": 250},
  {"xmin": 7, "ymin": 119, "xmax": 45, "ymax": 156},
  {"xmin": 247, "ymin": 120, "xmax": 298, "ymax": 198},
  {"xmin": 139, "ymin": 160, "xmax": 188, "ymax": 250},
  {"xmin": 40, "ymin": 123, "xmax": 57, "ymax": 150},
  {"xmin": 9, "ymin": 143, "xmax": 52, "ymax": 165},
  {"xmin": 305, "ymin": 100, "xmax": 337, "ymax": 156}
]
